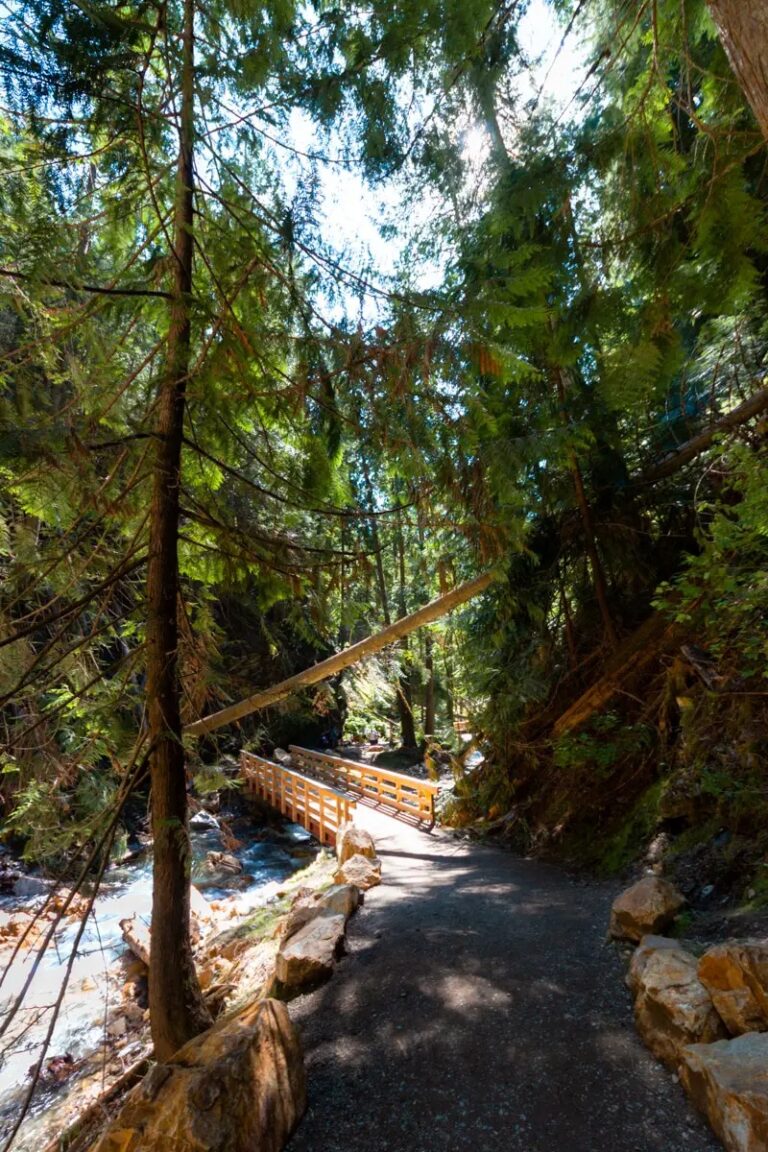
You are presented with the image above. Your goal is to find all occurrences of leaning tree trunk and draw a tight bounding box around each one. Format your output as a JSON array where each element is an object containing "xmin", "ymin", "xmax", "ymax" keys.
[
  {"xmin": 707, "ymin": 2, "xmax": 768, "ymax": 140},
  {"xmin": 146, "ymin": 0, "xmax": 211, "ymax": 1061},
  {"xmin": 184, "ymin": 572, "xmax": 494, "ymax": 737},
  {"xmin": 362, "ymin": 460, "xmax": 415, "ymax": 749}
]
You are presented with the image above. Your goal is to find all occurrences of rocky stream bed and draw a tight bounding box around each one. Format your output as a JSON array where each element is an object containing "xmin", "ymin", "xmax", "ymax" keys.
[{"xmin": 0, "ymin": 805, "xmax": 318, "ymax": 1152}]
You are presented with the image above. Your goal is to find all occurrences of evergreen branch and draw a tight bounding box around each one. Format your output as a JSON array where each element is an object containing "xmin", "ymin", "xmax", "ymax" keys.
[
  {"xmin": 216, "ymin": 413, "xmax": 421, "ymax": 518},
  {"xmin": 0, "ymin": 266, "xmax": 172, "ymax": 299},
  {"xmin": 178, "ymin": 491, "xmax": 369, "ymax": 560},
  {"xmin": 181, "ymin": 433, "xmax": 416, "ymax": 522},
  {"xmin": 0, "ymin": 552, "xmax": 147, "ymax": 651},
  {"xmin": 0, "ymin": 585, "xmax": 136, "ymax": 707},
  {"xmin": 9, "ymin": 642, "xmax": 145, "ymax": 750}
]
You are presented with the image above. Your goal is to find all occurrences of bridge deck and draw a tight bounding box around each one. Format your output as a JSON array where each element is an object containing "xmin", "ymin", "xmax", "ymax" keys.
[{"xmin": 288, "ymin": 746, "xmax": 439, "ymax": 828}]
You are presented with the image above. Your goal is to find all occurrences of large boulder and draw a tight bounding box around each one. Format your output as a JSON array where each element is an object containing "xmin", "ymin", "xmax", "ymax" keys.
[
  {"xmin": 609, "ymin": 876, "xmax": 685, "ymax": 942},
  {"xmin": 627, "ymin": 935, "xmax": 688, "ymax": 996},
  {"xmin": 275, "ymin": 911, "xmax": 347, "ymax": 991},
  {"xmin": 280, "ymin": 884, "xmax": 359, "ymax": 945},
  {"xmin": 336, "ymin": 823, "xmax": 377, "ymax": 866},
  {"xmin": 189, "ymin": 810, "xmax": 219, "ymax": 831},
  {"xmin": 318, "ymin": 883, "xmax": 360, "ymax": 918},
  {"xmin": 334, "ymin": 854, "xmax": 382, "ymax": 891},
  {"xmin": 698, "ymin": 941, "xmax": 768, "ymax": 1036},
  {"xmin": 88, "ymin": 999, "xmax": 305, "ymax": 1152},
  {"xmin": 680, "ymin": 1033, "xmax": 768, "ymax": 1152},
  {"xmin": 204, "ymin": 851, "xmax": 243, "ymax": 876},
  {"xmin": 633, "ymin": 943, "xmax": 726, "ymax": 1069}
]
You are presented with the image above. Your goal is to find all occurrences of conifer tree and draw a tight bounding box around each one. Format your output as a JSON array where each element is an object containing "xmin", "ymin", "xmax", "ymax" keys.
[
  {"xmin": 0, "ymin": 0, "xmax": 508, "ymax": 1061},
  {"xmin": 707, "ymin": 2, "xmax": 768, "ymax": 139}
]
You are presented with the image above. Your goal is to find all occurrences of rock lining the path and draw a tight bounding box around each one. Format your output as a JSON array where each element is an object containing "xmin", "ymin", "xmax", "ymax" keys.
[
  {"xmin": 87, "ymin": 999, "xmax": 305, "ymax": 1152},
  {"xmin": 626, "ymin": 934, "xmax": 686, "ymax": 996},
  {"xmin": 613, "ymin": 881, "xmax": 768, "ymax": 1150},
  {"xmin": 680, "ymin": 1032, "xmax": 768, "ymax": 1152},
  {"xmin": 632, "ymin": 941, "xmax": 726, "ymax": 1068},
  {"xmin": 336, "ymin": 823, "xmax": 377, "ymax": 866},
  {"xmin": 275, "ymin": 912, "xmax": 348, "ymax": 991},
  {"xmin": 609, "ymin": 876, "xmax": 685, "ymax": 942},
  {"xmin": 334, "ymin": 854, "xmax": 382, "ymax": 890},
  {"xmin": 698, "ymin": 940, "xmax": 768, "ymax": 1036}
]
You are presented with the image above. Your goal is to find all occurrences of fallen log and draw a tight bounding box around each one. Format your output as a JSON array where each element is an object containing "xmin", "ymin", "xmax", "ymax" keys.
[
  {"xmin": 635, "ymin": 385, "xmax": 768, "ymax": 485},
  {"xmin": 184, "ymin": 569, "xmax": 496, "ymax": 738},
  {"xmin": 41, "ymin": 1052, "xmax": 151, "ymax": 1152},
  {"xmin": 552, "ymin": 612, "xmax": 685, "ymax": 737},
  {"xmin": 120, "ymin": 916, "xmax": 150, "ymax": 967}
]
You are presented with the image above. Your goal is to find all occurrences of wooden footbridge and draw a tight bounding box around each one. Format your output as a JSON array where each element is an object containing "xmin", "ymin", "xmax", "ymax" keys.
[
  {"xmin": 240, "ymin": 746, "xmax": 439, "ymax": 846},
  {"xmin": 186, "ymin": 574, "xmax": 492, "ymax": 844}
]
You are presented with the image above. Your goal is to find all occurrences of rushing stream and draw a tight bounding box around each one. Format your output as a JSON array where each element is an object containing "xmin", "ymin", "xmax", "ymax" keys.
[{"xmin": 0, "ymin": 810, "xmax": 315, "ymax": 1150}]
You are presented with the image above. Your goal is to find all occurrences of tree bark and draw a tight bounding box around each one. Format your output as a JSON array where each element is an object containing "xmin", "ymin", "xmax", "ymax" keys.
[
  {"xmin": 395, "ymin": 512, "xmax": 417, "ymax": 750},
  {"xmin": 184, "ymin": 571, "xmax": 495, "ymax": 737},
  {"xmin": 416, "ymin": 511, "xmax": 436, "ymax": 737},
  {"xmin": 558, "ymin": 565, "xmax": 578, "ymax": 668},
  {"xmin": 362, "ymin": 461, "xmax": 391, "ymax": 625},
  {"xmin": 361, "ymin": 459, "xmax": 416, "ymax": 747},
  {"xmin": 338, "ymin": 518, "xmax": 349, "ymax": 648},
  {"xmin": 707, "ymin": 1, "xmax": 768, "ymax": 140},
  {"xmin": 553, "ymin": 365, "xmax": 619, "ymax": 649},
  {"xmin": 423, "ymin": 635, "xmax": 436, "ymax": 737},
  {"xmin": 146, "ymin": 0, "xmax": 211, "ymax": 1061}
]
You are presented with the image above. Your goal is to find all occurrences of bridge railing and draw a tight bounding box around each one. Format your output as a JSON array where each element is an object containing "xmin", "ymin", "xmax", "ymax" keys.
[
  {"xmin": 240, "ymin": 750, "xmax": 355, "ymax": 846},
  {"xmin": 288, "ymin": 745, "xmax": 439, "ymax": 827}
]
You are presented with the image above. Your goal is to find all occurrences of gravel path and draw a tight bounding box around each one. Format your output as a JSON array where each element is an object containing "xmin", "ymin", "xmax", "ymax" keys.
[{"xmin": 287, "ymin": 809, "xmax": 721, "ymax": 1152}]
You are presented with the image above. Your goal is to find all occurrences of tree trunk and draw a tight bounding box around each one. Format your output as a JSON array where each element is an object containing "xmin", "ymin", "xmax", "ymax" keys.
[
  {"xmin": 395, "ymin": 512, "xmax": 417, "ymax": 750},
  {"xmin": 338, "ymin": 518, "xmax": 349, "ymax": 648},
  {"xmin": 423, "ymin": 634, "xmax": 435, "ymax": 737},
  {"xmin": 362, "ymin": 460, "xmax": 415, "ymax": 747},
  {"xmin": 553, "ymin": 365, "xmax": 618, "ymax": 649},
  {"xmin": 416, "ymin": 510, "xmax": 436, "ymax": 737},
  {"xmin": 558, "ymin": 565, "xmax": 578, "ymax": 668},
  {"xmin": 707, "ymin": 2, "xmax": 768, "ymax": 140},
  {"xmin": 184, "ymin": 571, "xmax": 494, "ymax": 736},
  {"xmin": 147, "ymin": 0, "xmax": 211, "ymax": 1061},
  {"xmin": 362, "ymin": 461, "xmax": 391, "ymax": 625}
]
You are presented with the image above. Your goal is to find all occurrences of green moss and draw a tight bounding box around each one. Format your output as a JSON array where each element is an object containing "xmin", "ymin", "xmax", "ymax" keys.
[
  {"xmin": 240, "ymin": 901, "xmax": 291, "ymax": 939},
  {"xmin": 587, "ymin": 780, "xmax": 664, "ymax": 876},
  {"xmin": 743, "ymin": 862, "xmax": 768, "ymax": 910},
  {"xmin": 670, "ymin": 910, "xmax": 695, "ymax": 937},
  {"xmin": 210, "ymin": 851, "xmax": 336, "ymax": 950},
  {"xmin": 667, "ymin": 818, "xmax": 720, "ymax": 858}
]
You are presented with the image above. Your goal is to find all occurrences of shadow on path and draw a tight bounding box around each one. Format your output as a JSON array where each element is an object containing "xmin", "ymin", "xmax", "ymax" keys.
[{"xmin": 287, "ymin": 811, "xmax": 719, "ymax": 1152}]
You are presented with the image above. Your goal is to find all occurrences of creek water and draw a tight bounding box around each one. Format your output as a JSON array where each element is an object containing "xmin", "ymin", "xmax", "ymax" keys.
[{"xmin": 0, "ymin": 811, "xmax": 313, "ymax": 1151}]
